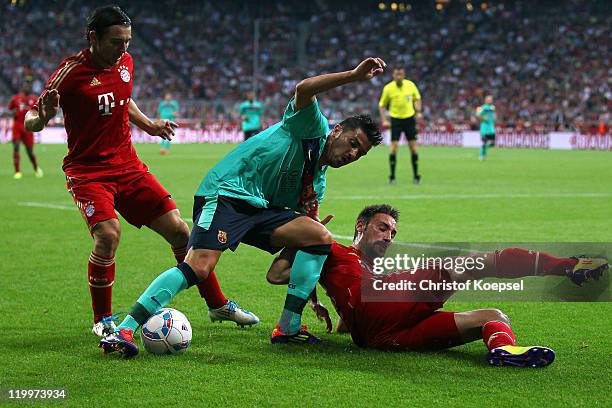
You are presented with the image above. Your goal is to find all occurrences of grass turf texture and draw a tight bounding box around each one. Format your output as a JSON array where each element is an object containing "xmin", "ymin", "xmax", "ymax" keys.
[{"xmin": 1, "ymin": 143, "xmax": 611, "ymax": 407}]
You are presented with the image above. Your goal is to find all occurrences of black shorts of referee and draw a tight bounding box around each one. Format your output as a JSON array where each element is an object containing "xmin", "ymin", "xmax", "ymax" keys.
[{"xmin": 390, "ymin": 116, "xmax": 417, "ymax": 142}]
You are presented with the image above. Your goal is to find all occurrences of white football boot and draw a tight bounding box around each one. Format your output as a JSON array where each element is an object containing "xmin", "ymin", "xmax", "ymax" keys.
[
  {"xmin": 92, "ymin": 315, "xmax": 117, "ymax": 337},
  {"xmin": 208, "ymin": 299, "xmax": 260, "ymax": 327}
]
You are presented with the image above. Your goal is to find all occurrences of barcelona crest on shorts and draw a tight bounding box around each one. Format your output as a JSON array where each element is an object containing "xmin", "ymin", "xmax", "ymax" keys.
[{"xmin": 217, "ymin": 230, "xmax": 228, "ymax": 244}]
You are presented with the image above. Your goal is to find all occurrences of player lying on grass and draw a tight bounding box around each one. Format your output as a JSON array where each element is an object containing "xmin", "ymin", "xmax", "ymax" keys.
[
  {"xmin": 99, "ymin": 58, "xmax": 386, "ymax": 357},
  {"xmin": 266, "ymin": 204, "xmax": 608, "ymax": 367}
]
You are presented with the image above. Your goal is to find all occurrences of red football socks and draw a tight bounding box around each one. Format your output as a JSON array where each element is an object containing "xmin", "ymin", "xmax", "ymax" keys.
[
  {"xmin": 494, "ymin": 248, "xmax": 578, "ymax": 278},
  {"xmin": 172, "ymin": 245, "xmax": 188, "ymax": 264},
  {"xmin": 171, "ymin": 245, "xmax": 227, "ymax": 309},
  {"xmin": 13, "ymin": 151, "xmax": 20, "ymax": 172},
  {"xmin": 196, "ymin": 271, "xmax": 227, "ymax": 309},
  {"xmin": 88, "ymin": 252, "xmax": 115, "ymax": 322},
  {"xmin": 483, "ymin": 321, "xmax": 516, "ymax": 350}
]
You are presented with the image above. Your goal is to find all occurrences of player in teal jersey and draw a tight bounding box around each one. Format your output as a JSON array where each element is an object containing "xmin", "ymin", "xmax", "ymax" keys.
[
  {"xmin": 477, "ymin": 95, "xmax": 496, "ymax": 160},
  {"xmin": 158, "ymin": 92, "xmax": 179, "ymax": 154},
  {"xmin": 239, "ymin": 91, "xmax": 263, "ymax": 141},
  {"xmin": 100, "ymin": 57, "xmax": 386, "ymax": 356}
]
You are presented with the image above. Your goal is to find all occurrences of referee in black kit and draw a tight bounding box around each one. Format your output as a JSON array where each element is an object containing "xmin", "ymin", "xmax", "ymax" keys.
[{"xmin": 379, "ymin": 67, "xmax": 422, "ymax": 184}]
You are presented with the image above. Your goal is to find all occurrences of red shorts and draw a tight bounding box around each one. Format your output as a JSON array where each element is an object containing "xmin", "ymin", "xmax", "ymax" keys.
[
  {"xmin": 66, "ymin": 162, "xmax": 177, "ymax": 231},
  {"xmin": 12, "ymin": 126, "xmax": 34, "ymax": 149},
  {"xmin": 350, "ymin": 269, "xmax": 463, "ymax": 351},
  {"xmin": 364, "ymin": 309, "xmax": 463, "ymax": 351}
]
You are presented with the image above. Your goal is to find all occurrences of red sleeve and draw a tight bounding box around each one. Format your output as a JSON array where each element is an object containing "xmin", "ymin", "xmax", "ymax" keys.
[
  {"xmin": 32, "ymin": 57, "xmax": 77, "ymax": 111},
  {"xmin": 45, "ymin": 58, "xmax": 77, "ymax": 94},
  {"xmin": 8, "ymin": 96, "xmax": 16, "ymax": 110}
]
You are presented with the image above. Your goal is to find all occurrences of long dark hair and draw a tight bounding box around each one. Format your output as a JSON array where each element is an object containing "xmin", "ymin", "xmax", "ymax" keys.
[{"xmin": 86, "ymin": 5, "xmax": 131, "ymax": 43}]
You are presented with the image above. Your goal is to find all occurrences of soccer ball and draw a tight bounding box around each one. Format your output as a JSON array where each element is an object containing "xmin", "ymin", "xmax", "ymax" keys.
[{"xmin": 140, "ymin": 308, "xmax": 192, "ymax": 355}]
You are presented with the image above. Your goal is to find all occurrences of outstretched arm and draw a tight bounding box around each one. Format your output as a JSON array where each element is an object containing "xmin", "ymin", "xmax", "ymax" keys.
[
  {"xmin": 294, "ymin": 57, "xmax": 386, "ymax": 111},
  {"xmin": 378, "ymin": 104, "xmax": 390, "ymax": 129},
  {"xmin": 129, "ymin": 99, "xmax": 178, "ymax": 140}
]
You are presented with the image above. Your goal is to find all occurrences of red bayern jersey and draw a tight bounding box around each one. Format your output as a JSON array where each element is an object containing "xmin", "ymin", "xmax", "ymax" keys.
[
  {"xmin": 36, "ymin": 48, "xmax": 140, "ymax": 176},
  {"xmin": 320, "ymin": 241, "xmax": 447, "ymax": 345},
  {"xmin": 9, "ymin": 93, "xmax": 37, "ymax": 128},
  {"xmin": 319, "ymin": 241, "xmax": 365, "ymax": 329}
]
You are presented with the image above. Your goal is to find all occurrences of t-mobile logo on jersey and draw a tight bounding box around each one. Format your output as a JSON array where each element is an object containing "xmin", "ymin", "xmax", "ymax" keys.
[{"xmin": 98, "ymin": 92, "xmax": 116, "ymax": 116}]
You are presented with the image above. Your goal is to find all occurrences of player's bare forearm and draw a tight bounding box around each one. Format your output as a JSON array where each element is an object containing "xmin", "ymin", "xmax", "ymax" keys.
[
  {"xmin": 24, "ymin": 109, "xmax": 45, "ymax": 132},
  {"xmin": 378, "ymin": 105, "xmax": 387, "ymax": 122},
  {"xmin": 414, "ymin": 99, "xmax": 422, "ymax": 113},
  {"xmin": 266, "ymin": 247, "xmax": 298, "ymax": 285},
  {"xmin": 308, "ymin": 288, "xmax": 333, "ymax": 332},
  {"xmin": 294, "ymin": 70, "xmax": 355, "ymax": 110},
  {"xmin": 128, "ymin": 99, "xmax": 155, "ymax": 134},
  {"xmin": 131, "ymin": 100, "xmax": 178, "ymax": 140},
  {"xmin": 294, "ymin": 57, "xmax": 386, "ymax": 111}
]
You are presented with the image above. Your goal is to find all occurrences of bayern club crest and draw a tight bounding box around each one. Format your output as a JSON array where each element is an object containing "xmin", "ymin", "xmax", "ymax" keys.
[
  {"xmin": 85, "ymin": 203, "xmax": 95, "ymax": 217},
  {"xmin": 118, "ymin": 65, "xmax": 130, "ymax": 82}
]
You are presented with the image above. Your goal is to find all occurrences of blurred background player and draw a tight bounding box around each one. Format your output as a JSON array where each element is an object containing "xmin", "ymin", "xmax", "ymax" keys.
[
  {"xmin": 24, "ymin": 5, "xmax": 196, "ymax": 337},
  {"xmin": 477, "ymin": 95, "xmax": 496, "ymax": 161},
  {"xmin": 8, "ymin": 79, "xmax": 42, "ymax": 179},
  {"xmin": 239, "ymin": 91, "xmax": 263, "ymax": 141},
  {"xmin": 158, "ymin": 92, "xmax": 180, "ymax": 154},
  {"xmin": 379, "ymin": 68, "xmax": 422, "ymax": 185},
  {"xmin": 267, "ymin": 204, "xmax": 608, "ymax": 367}
]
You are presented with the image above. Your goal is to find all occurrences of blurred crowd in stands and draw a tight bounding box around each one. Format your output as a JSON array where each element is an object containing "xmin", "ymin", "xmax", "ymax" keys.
[{"xmin": 1, "ymin": 0, "xmax": 609, "ymax": 133}]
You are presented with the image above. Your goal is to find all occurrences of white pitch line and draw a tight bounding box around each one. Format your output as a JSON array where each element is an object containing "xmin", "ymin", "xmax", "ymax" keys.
[
  {"xmin": 184, "ymin": 219, "xmax": 480, "ymax": 253},
  {"xmin": 18, "ymin": 201, "xmax": 75, "ymax": 210},
  {"xmin": 332, "ymin": 233, "xmax": 484, "ymax": 253},
  {"xmin": 328, "ymin": 192, "xmax": 612, "ymax": 201},
  {"xmin": 18, "ymin": 202, "xmax": 201, "ymax": 226},
  {"xmin": 12, "ymin": 201, "xmax": 595, "ymax": 256}
]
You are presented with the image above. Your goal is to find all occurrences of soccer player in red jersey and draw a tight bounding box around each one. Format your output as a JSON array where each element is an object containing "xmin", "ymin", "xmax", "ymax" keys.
[
  {"xmin": 267, "ymin": 204, "xmax": 608, "ymax": 367},
  {"xmin": 8, "ymin": 79, "xmax": 42, "ymax": 179},
  {"xmin": 24, "ymin": 5, "xmax": 251, "ymax": 337}
]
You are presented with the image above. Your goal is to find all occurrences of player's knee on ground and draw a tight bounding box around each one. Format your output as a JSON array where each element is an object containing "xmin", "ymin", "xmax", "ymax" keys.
[
  {"xmin": 92, "ymin": 223, "xmax": 121, "ymax": 257},
  {"xmin": 456, "ymin": 308, "xmax": 510, "ymax": 331},
  {"xmin": 454, "ymin": 308, "xmax": 511, "ymax": 343}
]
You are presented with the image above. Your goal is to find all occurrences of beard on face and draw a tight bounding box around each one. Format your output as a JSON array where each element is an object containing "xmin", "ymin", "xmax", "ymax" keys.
[{"xmin": 364, "ymin": 239, "xmax": 389, "ymax": 261}]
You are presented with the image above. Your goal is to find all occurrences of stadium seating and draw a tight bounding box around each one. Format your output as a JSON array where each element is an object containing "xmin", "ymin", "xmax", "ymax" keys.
[{"xmin": 1, "ymin": 0, "xmax": 609, "ymax": 131}]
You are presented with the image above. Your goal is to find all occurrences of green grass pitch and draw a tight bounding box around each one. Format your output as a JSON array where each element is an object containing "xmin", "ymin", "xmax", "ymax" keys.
[{"xmin": 1, "ymin": 143, "xmax": 611, "ymax": 407}]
